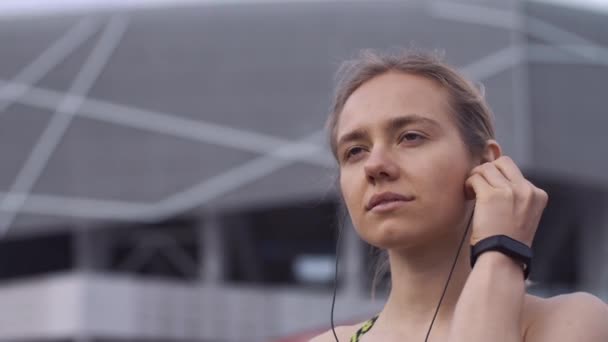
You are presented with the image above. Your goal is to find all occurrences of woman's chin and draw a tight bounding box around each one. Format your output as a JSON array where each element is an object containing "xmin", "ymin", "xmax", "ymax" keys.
[{"xmin": 359, "ymin": 220, "xmax": 432, "ymax": 249}]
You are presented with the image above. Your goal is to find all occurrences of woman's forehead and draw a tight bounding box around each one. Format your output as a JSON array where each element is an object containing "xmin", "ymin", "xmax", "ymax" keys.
[{"xmin": 337, "ymin": 72, "xmax": 452, "ymax": 134}]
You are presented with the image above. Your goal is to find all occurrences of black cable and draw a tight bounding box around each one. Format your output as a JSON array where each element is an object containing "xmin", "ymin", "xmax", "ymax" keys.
[
  {"xmin": 424, "ymin": 205, "xmax": 476, "ymax": 342},
  {"xmin": 330, "ymin": 209, "xmax": 348, "ymax": 342}
]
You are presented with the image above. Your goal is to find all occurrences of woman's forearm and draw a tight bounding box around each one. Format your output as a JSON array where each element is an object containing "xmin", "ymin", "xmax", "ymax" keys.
[{"xmin": 448, "ymin": 251, "xmax": 526, "ymax": 342}]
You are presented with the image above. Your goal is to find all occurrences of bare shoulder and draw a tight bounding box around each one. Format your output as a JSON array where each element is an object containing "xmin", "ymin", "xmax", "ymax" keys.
[
  {"xmin": 523, "ymin": 292, "xmax": 608, "ymax": 342},
  {"xmin": 308, "ymin": 323, "xmax": 362, "ymax": 342}
]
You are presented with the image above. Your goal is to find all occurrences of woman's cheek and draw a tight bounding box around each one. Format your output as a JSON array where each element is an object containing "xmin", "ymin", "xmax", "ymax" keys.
[{"xmin": 430, "ymin": 161, "xmax": 471, "ymax": 224}]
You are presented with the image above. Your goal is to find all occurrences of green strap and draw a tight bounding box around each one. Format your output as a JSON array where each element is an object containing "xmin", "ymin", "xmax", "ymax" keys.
[{"xmin": 350, "ymin": 316, "xmax": 379, "ymax": 342}]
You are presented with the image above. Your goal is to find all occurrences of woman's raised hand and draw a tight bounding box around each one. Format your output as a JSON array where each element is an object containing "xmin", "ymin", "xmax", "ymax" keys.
[{"xmin": 464, "ymin": 156, "xmax": 549, "ymax": 247}]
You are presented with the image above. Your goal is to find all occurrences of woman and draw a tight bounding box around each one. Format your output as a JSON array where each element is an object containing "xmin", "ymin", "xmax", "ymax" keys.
[{"xmin": 311, "ymin": 49, "xmax": 608, "ymax": 342}]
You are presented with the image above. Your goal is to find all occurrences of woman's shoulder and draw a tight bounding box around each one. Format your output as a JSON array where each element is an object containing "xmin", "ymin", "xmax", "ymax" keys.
[
  {"xmin": 308, "ymin": 322, "xmax": 366, "ymax": 342},
  {"xmin": 309, "ymin": 293, "xmax": 607, "ymax": 341},
  {"xmin": 523, "ymin": 292, "xmax": 608, "ymax": 341},
  {"xmin": 524, "ymin": 291, "xmax": 607, "ymax": 316}
]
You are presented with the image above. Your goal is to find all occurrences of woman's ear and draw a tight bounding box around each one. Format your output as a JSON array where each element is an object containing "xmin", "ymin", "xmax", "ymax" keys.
[{"xmin": 480, "ymin": 139, "xmax": 502, "ymax": 163}]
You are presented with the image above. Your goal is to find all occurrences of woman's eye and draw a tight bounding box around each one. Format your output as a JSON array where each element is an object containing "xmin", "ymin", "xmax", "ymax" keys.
[
  {"xmin": 399, "ymin": 132, "xmax": 425, "ymax": 143},
  {"xmin": 344, "ymin": 146, "xmax": 365, "ymax": 160}
]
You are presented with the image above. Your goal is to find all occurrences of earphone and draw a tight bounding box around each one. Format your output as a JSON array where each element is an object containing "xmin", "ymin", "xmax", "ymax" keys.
[{"xmin": 330, "ymin": 205, "xmax": 476, "ymax": 341}]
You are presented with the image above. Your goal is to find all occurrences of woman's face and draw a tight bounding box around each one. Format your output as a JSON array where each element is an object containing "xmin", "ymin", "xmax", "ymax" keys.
[{"xmin": 336, "ymin": 72, "xmax": 476, "ymax": 249}]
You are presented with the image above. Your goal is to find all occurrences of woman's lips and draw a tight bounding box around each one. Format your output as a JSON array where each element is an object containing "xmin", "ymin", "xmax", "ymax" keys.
[
  {"xmin": 369, "ymin": 198, "xmax": 413, "ymax": 213},
  {"xmin": 366, "ymin": 192, "xmax": 415, "ymax": 212}
]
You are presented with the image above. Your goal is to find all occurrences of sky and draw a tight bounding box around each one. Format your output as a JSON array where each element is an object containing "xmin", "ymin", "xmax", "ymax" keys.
[{"xmin": 0, "ymin": 0, "xmax": 606, "ymax": 18}]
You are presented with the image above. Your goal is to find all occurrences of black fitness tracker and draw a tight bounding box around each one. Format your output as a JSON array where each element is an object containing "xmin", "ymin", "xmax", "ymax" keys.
[{"xmin": 470, "ymin": 235, "xmax": 532, "ymax": 279}]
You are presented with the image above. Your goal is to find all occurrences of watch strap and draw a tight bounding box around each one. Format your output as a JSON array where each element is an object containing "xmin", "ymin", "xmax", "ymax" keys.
[{"xmin": 470, "ymin": 235, "xmax": 532, "ymax": 279}]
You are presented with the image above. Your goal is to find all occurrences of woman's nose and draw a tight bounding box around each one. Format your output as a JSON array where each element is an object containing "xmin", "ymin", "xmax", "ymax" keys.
[{"xmin": 363, "ymin": 147, "xmax": 399, "ymax": 183}]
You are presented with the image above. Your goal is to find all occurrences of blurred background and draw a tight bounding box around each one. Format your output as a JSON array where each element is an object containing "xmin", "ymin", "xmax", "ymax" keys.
[{"xmin": 0, "ymin": 0, "xmax": 607, "ymax": 341}]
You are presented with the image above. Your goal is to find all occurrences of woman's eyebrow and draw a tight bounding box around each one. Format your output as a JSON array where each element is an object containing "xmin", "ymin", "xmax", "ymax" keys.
[
  {"xmin": 337, "ymin": 114, "xmax": 439, "ymax": 149},
  {"xmin": 337, "ymin": 128, "xmax": 367, "ymax": 150},
  {"xmin": 385, "ymin": 114, "xmax": 441, "ymax": 133}
]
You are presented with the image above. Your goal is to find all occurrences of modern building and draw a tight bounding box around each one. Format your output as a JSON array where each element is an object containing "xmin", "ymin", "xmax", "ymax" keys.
[{"xmin": 0, "ymin": 0, "xmax": 606, "ymax": 341}]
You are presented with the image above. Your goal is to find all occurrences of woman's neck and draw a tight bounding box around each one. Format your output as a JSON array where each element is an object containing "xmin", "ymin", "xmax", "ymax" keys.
[{"xmin": 378, "ymin": 226, "xmax": 472, "ymax": 334}]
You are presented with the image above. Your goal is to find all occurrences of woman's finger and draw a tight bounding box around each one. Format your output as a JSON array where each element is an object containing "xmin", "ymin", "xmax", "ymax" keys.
[
  {"xmin": 470, "ymin": 162, "xmax": 510, "ymax": 189},
  {"xmin": 493, "ymin": 156, "xmax": 524, "ymax": 183},
  {"xmin": 464, "ymin": 173, "xmax": 491, "ymax": 200}
]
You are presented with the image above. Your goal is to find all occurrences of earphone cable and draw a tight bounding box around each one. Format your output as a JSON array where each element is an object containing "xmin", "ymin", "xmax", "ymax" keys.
[
  {"xmin": 331, "ymin": 210, "xmax": 347, "ymax": 342},
  {"xmin": 424, "ymin": 205, "xmax": 475, "ymax": 342}
]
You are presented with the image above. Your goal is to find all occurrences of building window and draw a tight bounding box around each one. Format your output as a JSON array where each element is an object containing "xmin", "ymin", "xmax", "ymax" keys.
[{"xmin": 225, "ymin": 200, "xmax": 338, "ymax": 287}]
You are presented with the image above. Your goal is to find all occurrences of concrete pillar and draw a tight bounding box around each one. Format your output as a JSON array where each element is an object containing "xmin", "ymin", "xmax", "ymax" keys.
[
  {"xmin": 200, "ymin": 212, "xmax": 225, "ymax": 284},
  {"xmin": 340, "ymin": 217, "xmax": 365, "ymax": 298},
  {"xmin": 73, "ymin": 228, "xmax": 110, "ymax": 271}
]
